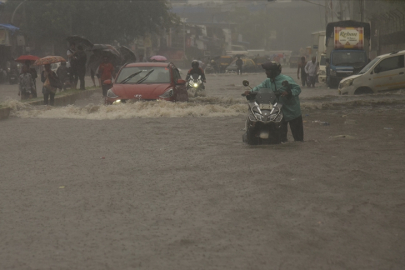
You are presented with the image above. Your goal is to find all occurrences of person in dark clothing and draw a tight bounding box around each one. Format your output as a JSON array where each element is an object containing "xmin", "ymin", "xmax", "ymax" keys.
[
  {"xmin": 75, "ymin": 45, "xmax": 87, "ymax": 90},
  {"xmin": 41, "ymin": 64, "xmax": 59, "ymax": 106},
  {"xmin": 245, "ymin": 61, "xmax": 304, "ymax": 142},
  {"xmin": 186, "ymin": 60, "xmax": 206, "ymax": 84},
  {"xmin": 67, "ymin": 42, "xmax": 78, "ymax": 89},
  {"xmin": 236, "ymin": 56, "xmax": 243, "ymax": 75},
  {"xmin": 24, "ymin": 60, "xmax": 37, "ymax": 97},
  {"xmin": 297, "ymin": 56, "xmax": 307, "ymax": 87},
  {"xmin": 57, "ymin": 62, "xmax": 70, "ymax": 91}
]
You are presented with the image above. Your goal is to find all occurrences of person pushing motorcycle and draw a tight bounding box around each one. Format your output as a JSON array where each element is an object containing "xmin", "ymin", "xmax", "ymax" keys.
[
  {"xmin": 186, "ymin": 60, "xmax": 206, "ymax": 85},
  {"xmin": 244, "ymin": 61, "xmax": 304, "ymax": 142}
]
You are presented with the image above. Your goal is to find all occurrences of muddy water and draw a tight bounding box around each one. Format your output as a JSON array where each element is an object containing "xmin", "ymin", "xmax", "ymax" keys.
[{"xmin": 6, "ymin": 89, "xmax": 405, "ymax": 120}]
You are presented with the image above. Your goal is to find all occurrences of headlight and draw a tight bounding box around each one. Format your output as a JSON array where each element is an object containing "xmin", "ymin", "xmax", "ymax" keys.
[
  {"xmin": 193, "ymin": 83, "xmax": 198, "ymax": 88},
  {"xmin": 159, "ymin": 88, "xmax": 174, "ymax": 99},
  {"xmin": 330, "ymin": 70, "xmax": 337, "ymax": 76},
  {"xmin": 112, "ymin": 99, "xmax": 122, "ymax": 105},
  {"xmin": 340, "ymin": 78, "xmax": 355, "ymax": 88},
  {"xmin": 106, "ymin": 89, "xmax": 119, "ymax": 98}
]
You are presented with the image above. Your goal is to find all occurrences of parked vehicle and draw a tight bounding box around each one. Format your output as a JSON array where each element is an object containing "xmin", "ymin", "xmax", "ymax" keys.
[
  {"xmin": 105, "ymin": 62, "xmax": 188, "ymax": 105},
  {"xmin": 226, "ymin": 58, "xmax": 257, "ymax": 73},
  {"xmin": 339, "ymin": 50, "xmax": 405, "ymax": 95},
  {"xmin": 325, "ymin": 20, "xmax": 371, "ymax": 88},
  {"xmin": 214, "ymin": 55, "xmax": 233, "ymax": 73},
  {"xmin": 289, "ymin": 55, "xmax": 300, "ymax": 68},
  {"xmin": 187, "ymin": 73, "xmax": 204, "ymax": 96},
  {"xmin": 241, "ymin": 80, "xmax": 284, "ymax": 145}
]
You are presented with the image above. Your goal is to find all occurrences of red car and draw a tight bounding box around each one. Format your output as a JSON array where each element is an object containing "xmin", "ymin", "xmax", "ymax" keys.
[{"xmin": 105, "ymin": 62, "xmax": 188, "ymax": 104}]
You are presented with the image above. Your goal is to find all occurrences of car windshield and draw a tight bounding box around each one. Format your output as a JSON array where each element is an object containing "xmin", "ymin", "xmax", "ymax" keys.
[
  {"xmin": 332, "ymin": 51, "xmax": 366, "ymax": 66},
  {"xmin": 116, "ymin": 66, "xmax": 170, "ymax": 84},
  {"xmin": 358, "ymin": 57, "xmax": 380, "ymax": 74}
]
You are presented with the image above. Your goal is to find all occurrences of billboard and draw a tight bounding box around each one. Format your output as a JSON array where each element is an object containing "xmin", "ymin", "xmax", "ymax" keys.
[{"xmin": 334, "ymin": 27, "xmax": 364, "ymax": 49}]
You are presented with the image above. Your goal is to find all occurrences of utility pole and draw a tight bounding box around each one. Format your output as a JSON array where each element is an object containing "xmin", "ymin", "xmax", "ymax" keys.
[{"xmin": 360, "ymin": 0, "xmax": 364, "ymax": 22}]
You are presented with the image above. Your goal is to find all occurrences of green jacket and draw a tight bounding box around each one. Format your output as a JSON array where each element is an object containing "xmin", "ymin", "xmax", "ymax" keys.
[{"xmin": 251, "ymin": 74, "xmax": 302, "ymax": 121}]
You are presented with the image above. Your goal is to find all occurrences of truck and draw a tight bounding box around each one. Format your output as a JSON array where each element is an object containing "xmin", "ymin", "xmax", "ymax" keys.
[{"xmin": 325, "ymin": 20, "xmax": 371, "ymax": 88}]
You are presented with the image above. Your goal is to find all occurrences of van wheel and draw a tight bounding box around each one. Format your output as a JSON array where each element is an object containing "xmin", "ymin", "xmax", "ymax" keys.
[{"xmin": 354, "ymin": 87, "xmax": 373, "ymax": 95}]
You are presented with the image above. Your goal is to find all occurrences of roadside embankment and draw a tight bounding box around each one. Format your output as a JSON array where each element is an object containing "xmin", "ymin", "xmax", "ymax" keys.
[{"xmin": 0, "ymin": 88, "xmax": 100, "ymax": 121}]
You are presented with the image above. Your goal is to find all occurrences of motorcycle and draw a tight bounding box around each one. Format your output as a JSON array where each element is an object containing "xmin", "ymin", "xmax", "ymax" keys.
[
  {"xmin": 187, "ymin": 73, "xmax": 205, "ymax": 96},
  {"xmin": 241, "ymin": 80, "xmax": 284, "ymax": 145},
  {"xmin": 204, "ymin": 63, "xmax": 216, "ymax": 74}
]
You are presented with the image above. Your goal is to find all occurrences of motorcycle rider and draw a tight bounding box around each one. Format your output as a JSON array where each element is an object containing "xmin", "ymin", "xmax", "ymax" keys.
[
  {"xmin": 186, "ymin": 60, "xmax": 206, "ymax": 89},
  {"xmin": 244, "ymin": 61, "xmax": 304, "ymax": 142}
]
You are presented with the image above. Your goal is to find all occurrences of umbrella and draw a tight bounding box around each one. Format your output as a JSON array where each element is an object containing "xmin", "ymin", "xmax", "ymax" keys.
[
  {"xmin": 66, "ymin": 35, "xmax": 93, "ymax": 48},
  {"xmin": 15, "ymin": 54, "xmax": 40, "ymax": 63},
  {"xmin": 92, "ymin": 44, "xmax": 120, "ymax": 57},
  {"xmin": 150, "ymin": 55, "xmax": 167, "ymax": 62},
  {"xmin": 34, "ymin": 56, "xmax": 66, "ymax": 66},
  {"xmin": 119, "ymin": 46, "xmax": 136, "ymax": 63}
]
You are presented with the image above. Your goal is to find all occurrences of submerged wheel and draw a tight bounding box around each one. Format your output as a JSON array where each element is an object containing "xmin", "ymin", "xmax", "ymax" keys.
[{"xmin": 354, "ymin": 87, "xmax": 373, "ymax": 95}]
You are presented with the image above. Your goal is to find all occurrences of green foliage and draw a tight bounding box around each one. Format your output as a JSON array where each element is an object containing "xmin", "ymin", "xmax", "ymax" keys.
[{"xmin": 5, "ymin": 0, "xmax": 179, "ymax": 44}]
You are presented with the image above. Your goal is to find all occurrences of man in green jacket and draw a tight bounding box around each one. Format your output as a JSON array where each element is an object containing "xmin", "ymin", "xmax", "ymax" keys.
[{"xmin": 244, "ymin": 61, "xmax": 304, "ymax": 142}]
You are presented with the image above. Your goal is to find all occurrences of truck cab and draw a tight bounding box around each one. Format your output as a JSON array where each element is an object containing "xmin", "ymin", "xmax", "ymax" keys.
[
  {"xmin": 328, "ymin": 50, "xmax": 368, "ymax": 87},
  {"xmin": 325, "ymin": 20, "xmax": 371, "ymax": 88}
]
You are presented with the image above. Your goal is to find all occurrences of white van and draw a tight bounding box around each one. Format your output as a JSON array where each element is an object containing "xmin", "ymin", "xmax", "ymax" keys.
[{"xmin": 339, "ymin": 50, "xmax": 405, "ymax": 95}]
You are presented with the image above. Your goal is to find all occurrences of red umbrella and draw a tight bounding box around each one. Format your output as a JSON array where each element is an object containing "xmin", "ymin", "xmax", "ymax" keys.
[
  {"xmin": 150, "ymin": 55, "xmax": 167, "ymax": 62},
  {"xmin": 15, "ymin": 54, "xmax": 40, "ymax": 63},
  {"xmin": 34, "ymin": 56, "xmax": 66, "ymax": 66}
]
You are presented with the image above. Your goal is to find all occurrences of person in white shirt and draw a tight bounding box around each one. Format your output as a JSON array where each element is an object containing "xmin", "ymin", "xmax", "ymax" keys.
[{"xmin": 305, "ymin": 56, "xmax": 318, "ymax": 88}]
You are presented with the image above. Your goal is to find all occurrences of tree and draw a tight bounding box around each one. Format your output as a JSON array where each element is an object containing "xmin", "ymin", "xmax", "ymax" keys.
[{"xmin": 5, "ymin": 0, "xmax": 179, "ymax": 45}]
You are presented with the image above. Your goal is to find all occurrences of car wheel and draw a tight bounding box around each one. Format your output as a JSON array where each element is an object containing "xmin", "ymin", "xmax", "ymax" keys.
[{"xmin": 354, "ymin": 87, "xmax": 373, "ymax": 95}]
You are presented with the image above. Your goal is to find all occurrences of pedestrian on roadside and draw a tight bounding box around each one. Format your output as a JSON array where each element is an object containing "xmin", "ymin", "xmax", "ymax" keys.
[
  {"xmin": 305, "ymin": 56, "xmax": 318, "ymax": 88},
  {"xmin": 57, "ymin": 62, "xmax": 70, "ymax": 91},
  {"xmin": 297, "ymin": 56, "xmax": 307, "ymax": 87},
  {"xmin": 67, "ymin": 42, "xmax": 78, "ymax": 89},
  {"xmin": 98, "ymin": 56, "xmax": 114, "ymax": 97},
  {"xmin": 18, "ymin": 65, "xmax": 35, "ymax": 100},
  {"xmin": 236, "ymin": 56, "xmax": 243, "ymax": 75},
  {"xmin": 41, "ymin": 64, "xmax": 59, "ymax": 106},
  {"xmin": 75, "ymin": 45, "xmax": 87, "ymax": 90},
  {"xmin": 24, "ymin": 60, "xmax": 37, "ymax": 97}
]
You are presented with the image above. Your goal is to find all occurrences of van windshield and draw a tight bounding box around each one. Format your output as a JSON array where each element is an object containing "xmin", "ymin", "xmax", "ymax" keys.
[
  {"xmin": 331, "ymin": 51, "xmax": 367, "ymax": 67},
  {"xmin": 358, "ymin": 57, "xmax": 380, "ymax": 74}
]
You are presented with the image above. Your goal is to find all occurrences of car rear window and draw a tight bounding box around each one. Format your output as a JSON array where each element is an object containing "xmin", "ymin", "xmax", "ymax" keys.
[{"xmin": 116, "ymin": 66, "xmax": 171, "ymax": 84}]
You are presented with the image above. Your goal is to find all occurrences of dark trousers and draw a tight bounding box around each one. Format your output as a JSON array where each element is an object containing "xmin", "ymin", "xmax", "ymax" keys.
[
  {"xmin": 280, "ymin": 115, "xmax": 304, "ymax": 142},
  {"xmin": 102, "ymin": 84, "xmax": 109, "ymax": 97},
  {"xmin": 301, "ymin": 73, "xmax": 307, "ymax": 86},
  {"xmin": 44, "ymin": 92, "xmax": 55, "ymax": 106},
  {"xmin": 77, "ymin": 68, "xmax": 85, "ymax": 90},
  {"xmin": 69, "ymin": 67, "xmax": 78, "ymax": 87}
]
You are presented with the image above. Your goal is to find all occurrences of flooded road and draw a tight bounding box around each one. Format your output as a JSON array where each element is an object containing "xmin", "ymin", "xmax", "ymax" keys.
[{"xmin": 1, "ymin": 69, "xmax": 405, "ymax": 269}]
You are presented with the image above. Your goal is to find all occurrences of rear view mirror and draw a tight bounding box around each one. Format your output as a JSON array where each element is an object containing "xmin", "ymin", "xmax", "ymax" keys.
[
  {"xmin": 103, "ymin": 79, "xmax": 112, "ymax": 85},
  {"xmin": 242, "ymin": 80, "xmax": 250, "ymax": 86},
  {"xmin": 176, "ymin": 79, "xmax": 186, "ymax": 85}
]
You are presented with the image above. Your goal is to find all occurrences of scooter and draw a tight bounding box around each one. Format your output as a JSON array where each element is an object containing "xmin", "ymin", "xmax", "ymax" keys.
[
  {"xmin": 187, "ymin": 73, "xmax": 204, "ymax": 96},
  {"xmin": 241, "ymin": 80, "xmax": 284, "ymax": 145}
]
